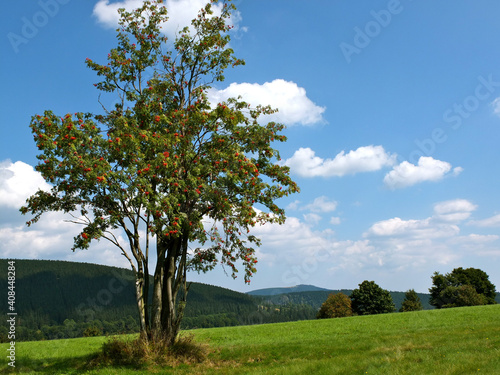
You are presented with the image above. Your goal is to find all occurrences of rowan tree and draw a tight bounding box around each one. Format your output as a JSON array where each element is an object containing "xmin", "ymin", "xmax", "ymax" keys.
[{"xmin": 21, "ymin": 0, "xmax": 299, "ymax": 346}]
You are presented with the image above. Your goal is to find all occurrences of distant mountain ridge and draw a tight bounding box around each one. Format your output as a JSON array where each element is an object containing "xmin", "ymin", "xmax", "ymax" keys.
[{"xmin": 248, "ymin": 284, "xmax": 331, "ymax": 296}]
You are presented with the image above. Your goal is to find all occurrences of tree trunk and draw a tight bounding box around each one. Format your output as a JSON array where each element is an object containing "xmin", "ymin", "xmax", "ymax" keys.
[
  {"xmin": 150, "ymin": 241, "xmax": 165, "ymax": 341},
  {"xmin": 131, "ymin": 233, "xmax": 190, "ymax": 346},
  {"xmin": 135, "ymin": 269, "xmax": 149, "ymax": 337},
  {"xmin": 162, "ymin": 250, "xmax": 178, "ymax": 345}
]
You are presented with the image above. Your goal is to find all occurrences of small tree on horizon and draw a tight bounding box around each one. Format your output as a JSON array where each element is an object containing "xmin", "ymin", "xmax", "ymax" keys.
[
  {"xmin": 399, "ymin": 289, "xmax": 423, "ymax": 312},
  {"xmin": 317, "ymin": 292, "xmax": 353, "ymax": 319},
  {"xmin": 20, "ymin": 0, "xmax": 299, "ymax": 346},
  {"xmin": 350, "ymin": 280, "xmax": 395, "ymax": 316}
]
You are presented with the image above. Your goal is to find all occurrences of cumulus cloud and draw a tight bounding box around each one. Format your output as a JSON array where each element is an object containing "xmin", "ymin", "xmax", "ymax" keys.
[
  {"xmin": 93, "ymin": 0, "xmax": 243, "ymax": 37},
  {"xmin": 207, "ymin": 79, "xmax": 325, "ymax": 126},
  {"xmin": 383, "ymin": 156, "xmax": 462, "ymax": 189},
  {"xmin": 249, "ymin": 216, "xmax": 336, "ymax": 264},
  {"xmin": 366, "ymin": 217, "xmax": 460, "ymax": 239},
  {"xmin": 254, "ymin": 197, "xmax": 499, "ymax": 289},
  {"xmin": 302, "ymin": 196, "xmax": 338, "ymax": 213},
  {"xmin": 433, "ymin": 199, "xmax": 477, "ymax": 222},
  {"xmin": 303, "ymin": 213, "xmax": 322, "ymax": 225},
  {"xmin": 0, "ymin": 160, "xmax": 51, "ymax": 209},
  {"xmin": 283, "ymin": 145, "xmax": 395, "ymax": 177},
  {"xmin": 366, "ymin": 199, "xmax": 477, "ymax": 239},
  {"xmin": 469, "ymin": 214, "xmax": 500, "ymax": 227},
  {"xmin": 0, "ymin": 159, "xmax": 135, "ymax": 269}
]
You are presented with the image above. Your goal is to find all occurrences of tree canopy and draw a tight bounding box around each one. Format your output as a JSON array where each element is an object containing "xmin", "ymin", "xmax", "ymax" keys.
[
  {"xmin": 429, "ymin": 267, "xmax": 496, "ymax": 309},
  {"xmin": 399, "ymin": 289, "xmax": 423, "ymax": 312},
  {"xmin": 317, "ymin": 292, "xmax": 353, "ymax": 319},
  {"xmin": 21, "ymin": 0, "xmax": 299, "ymax": 345},
  {"xmin": 350, "ymin": 280, "xmax": 395, "ymax": 315}
]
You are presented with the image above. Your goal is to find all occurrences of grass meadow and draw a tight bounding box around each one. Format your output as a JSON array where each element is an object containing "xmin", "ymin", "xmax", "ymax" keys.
[{"xmin": 1, "ymin": 304, "xmax": 499, "ymax": 374}]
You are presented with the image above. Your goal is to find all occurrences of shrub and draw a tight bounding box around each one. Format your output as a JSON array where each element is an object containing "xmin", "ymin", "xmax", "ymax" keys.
[
  {"xmin": 83, "ymin": 326, "xmax": 102, "ymax": 337},
  {"xmin": 92, "ymin": 333, "xmax": 208, "ymax": 368},
  {"xmin": 317, "ymin": 293, "xmax": 353, "ymax": 319}
]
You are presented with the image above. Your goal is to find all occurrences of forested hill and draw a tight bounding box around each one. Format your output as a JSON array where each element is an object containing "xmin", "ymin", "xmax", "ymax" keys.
[
  {"xmin": 257, "ymin": 290, "xmax": 433, "ymax": 311},
  {"xmin": 0, "ymin": 258, "xmax": 258, "ymax": 321},
  {"xmin": 0, "ymin": 259, "xmax": 317, "ymax": 341},
  {"xmin": 248, "ymin": 284, "xmax": 330, "ymax": 295},
  {"xmin": 0, "ymin": 259, "xmax": 261, "ymax": 338}
]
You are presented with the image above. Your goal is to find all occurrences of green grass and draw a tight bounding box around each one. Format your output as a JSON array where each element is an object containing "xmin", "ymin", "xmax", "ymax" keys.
[{"xmin": 2, "ymin": 305, "xmax": 499, "ymax": 374}]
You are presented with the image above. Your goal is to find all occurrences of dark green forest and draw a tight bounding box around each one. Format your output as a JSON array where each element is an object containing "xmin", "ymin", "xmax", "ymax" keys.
[
  {"xmin": 2, "ymin": 259, "xmax": 496, "ymax": 342},
  {"xmin": 0, "ymin": 259, "xmax": 318, "ymax": 341}
]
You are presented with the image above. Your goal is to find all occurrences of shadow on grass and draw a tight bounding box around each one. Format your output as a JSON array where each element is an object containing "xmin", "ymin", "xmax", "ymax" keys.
[
  {"xmin": 0, "ymin": 353, "xmax": 144, "ymax": 374},
  {"xmin": 0, "ymin": 334, "xmax": 210, "ymax": 374}
]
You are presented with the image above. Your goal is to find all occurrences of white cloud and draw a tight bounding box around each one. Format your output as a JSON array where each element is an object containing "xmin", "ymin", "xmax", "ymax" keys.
[
  {"xmin": 452, "ymin": 233, "xmax": 499, "ymax": 244},
  {"xmin": 433, "ymin": 199, "xmax": 477, "ymax": 222},
  {"xmin": 303, "ymin": 196, "xmax": 338, "ymax": 213},
  {"xmin": 366, "ymin": 199, "xmax": 477, "ymax": 239},
  {"xmin": 366, "ymin": 217, "xmax": 460, "ymax": 239},
  {"xmin": 286, "ymin": 200, "xmax": 301, "ymax": 211},
  {"xmin": 329, "ymin": 216, "xmax": 341, "ymax": 225},
  {"xmin": 491, "ymin": 97, "xmax": 500, "ymax": 117},
  {"xmin": 93, "ymin": 0, "xmax": 143, "ymax": 28},
  {"xmin": 303, "ymin": 213, "xmax": 322, "ymax": 225},
  {"xmin": 208, "ymin": 79, "xmax": 325, "ymax": 126},
  {"xmin": 283, "ymin": 145, "xmax": 395, "ymax": 177},
  {"xmin": 358, "ymin": 198, "xmax": 500, "ymax": 274},
  {"xmin": 383, "ymin": 156, "xmax": 462, "ymax": 189},
  {"xmin": 0, "ymin": 160, "xmax": 51, "ymax": 209},
  {"xmin": 469, "ymin": 214, "xmax": 500, "ymax": 227},
  {"xmin": 93, "ymin": 0, "xmax": 243, "ymax": 37},
  {"xmin": 434, "ymin": 199, "xmax": 477, "ymax": 215},
  {"xmin": 248, "ymin": 216, "xmax": 337, "ymax": 266}
]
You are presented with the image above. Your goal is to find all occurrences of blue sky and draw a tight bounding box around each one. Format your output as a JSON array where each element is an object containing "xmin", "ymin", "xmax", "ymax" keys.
[{"xmin": 1, "ymin": 0, "xmax": 500, "ymax": 294}]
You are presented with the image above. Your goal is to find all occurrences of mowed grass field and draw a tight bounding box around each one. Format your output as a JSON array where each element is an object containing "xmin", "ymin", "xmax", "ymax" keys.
[{"xmin": 1, "ymin": 304, "xmax": 499, "ymax": 374}]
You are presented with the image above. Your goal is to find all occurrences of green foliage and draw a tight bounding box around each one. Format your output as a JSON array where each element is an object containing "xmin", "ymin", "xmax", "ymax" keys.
[
  {"xmin": 350, "ymin": 280, "xmax": 396, "ymax": 315},
  {"xmin": 250, "ymin": 288, "xmax": 435, "ymax": 311},
  {"xmin": 429, "ymin": 267, "xmax": 497, "ymax": 308},
  {"xmin": 83, "ymin": 325, "xmax": 103, "ymax": 337},
  {"xmin": 400, "ymin": 289, "xmax": 424, "ymax": 312},
  {"xmin": 20, "ymin": 0, "xmax": 299, "ymax": 341},
  {"xmin": 440, "ymin": 285, "xmax": 487, "ymax": 308},
  {"xmin": 317, "ymin": 292, "xmax": 353, "ymax": 319}
]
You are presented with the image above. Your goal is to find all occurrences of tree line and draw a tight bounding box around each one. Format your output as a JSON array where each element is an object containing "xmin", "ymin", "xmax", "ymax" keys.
[
  {"xmin": 317, "ymin": 267, "xmax": 497, "ymax": 319},
  {"xmin": 1, "ymin": 260, "xmax": 496, "ymax": 341}
]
